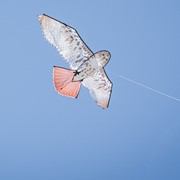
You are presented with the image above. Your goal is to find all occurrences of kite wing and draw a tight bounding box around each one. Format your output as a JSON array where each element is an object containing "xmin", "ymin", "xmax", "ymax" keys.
[
  {"xmin": 82, "ymin": 69, "xmax": 112, "ymax": 109},
  {"xmin": 39, "ymin": 14, "xmax": 93, "ymax": 70}
]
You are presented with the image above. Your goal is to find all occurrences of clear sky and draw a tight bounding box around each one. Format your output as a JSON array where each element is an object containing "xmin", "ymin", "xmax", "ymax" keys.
[{"xmin": 0, "ymin": 0, "xmax": 180, "ymax": 180}]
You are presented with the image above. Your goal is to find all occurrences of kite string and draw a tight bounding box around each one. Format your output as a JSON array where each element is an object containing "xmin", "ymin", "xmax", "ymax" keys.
[{"xmin": 109, "ymin": 71, "xmax": 180, "ymax": 102}]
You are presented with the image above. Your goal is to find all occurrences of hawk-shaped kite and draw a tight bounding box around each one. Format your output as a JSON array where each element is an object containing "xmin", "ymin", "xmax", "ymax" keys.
[{"xmin": 39, "ymin": 14, "xmax": 112, "ymax": 109}]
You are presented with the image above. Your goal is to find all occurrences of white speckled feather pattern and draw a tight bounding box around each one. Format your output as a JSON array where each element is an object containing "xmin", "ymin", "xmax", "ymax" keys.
[
  {"xmin": 82, "ymin": 69, "xmax": 112, "ymax": 109},
  {"xmin": 39, "ymin": 14, "xmax": 93, "ymax": 70}
]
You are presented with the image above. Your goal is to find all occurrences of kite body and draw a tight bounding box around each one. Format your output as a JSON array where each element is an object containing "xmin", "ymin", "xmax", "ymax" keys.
[{"xmin": 39, "ymin": 14, "xmax": 112, "ymax": 109}]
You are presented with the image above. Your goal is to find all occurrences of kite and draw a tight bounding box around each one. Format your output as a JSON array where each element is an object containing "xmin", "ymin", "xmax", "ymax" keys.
[{"xmin": 38, "ymin": 14, "xmax": 112, "ymax": 109}]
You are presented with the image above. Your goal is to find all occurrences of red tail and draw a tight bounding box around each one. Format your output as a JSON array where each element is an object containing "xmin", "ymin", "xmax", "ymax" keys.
[{"xmin": 53, "ymin": 67, "xmax": 81, "ymax": 98}]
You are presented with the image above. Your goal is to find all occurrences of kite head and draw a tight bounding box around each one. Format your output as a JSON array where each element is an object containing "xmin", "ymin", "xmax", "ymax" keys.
[{"xmin": 96, "ymin": 50, "xmax": 111, "ymax": 68}]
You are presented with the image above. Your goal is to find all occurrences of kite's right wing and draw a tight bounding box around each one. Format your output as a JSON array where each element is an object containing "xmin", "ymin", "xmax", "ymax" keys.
[{"xmin": 39, "ymin": 14, "xmax": 93, "ymax": 70}]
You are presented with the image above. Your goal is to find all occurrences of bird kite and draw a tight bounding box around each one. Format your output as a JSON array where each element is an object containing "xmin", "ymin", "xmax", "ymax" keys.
[{"xmin": 38, "ymin": 14, "xmax": 112, "ymax": 109}]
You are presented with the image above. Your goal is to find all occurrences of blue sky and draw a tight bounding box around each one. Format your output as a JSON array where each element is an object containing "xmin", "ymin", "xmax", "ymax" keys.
[{"xmin": 0, "ymin": 0, "xmax": 180, "ymax": 179}]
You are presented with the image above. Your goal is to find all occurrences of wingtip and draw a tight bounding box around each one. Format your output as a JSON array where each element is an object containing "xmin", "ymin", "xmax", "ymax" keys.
[
  {"xmin": 38, "ymin": 14, "xmax": 49, "ymax": 22},
  {"xmin": 38, "ymin": 14, "xmax": 43, "ymax": 23},
  {"xmin": 98, "ymin": 102, "xmax": 109, "ymax": 109}
]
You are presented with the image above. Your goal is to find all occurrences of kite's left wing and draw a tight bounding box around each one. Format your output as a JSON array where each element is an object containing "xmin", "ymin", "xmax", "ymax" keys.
[
  {"xmin": 39, "ymin": 14, "xmax": 93, "ymax": 70},
  {"xmin": 82, "ymin": 69, "xmax": 112, "ymax": 109}
]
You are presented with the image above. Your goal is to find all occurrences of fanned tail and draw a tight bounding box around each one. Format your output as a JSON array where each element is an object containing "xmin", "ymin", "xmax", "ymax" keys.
[{"xmin": 53, "ymin": 66, "xmax": 81, "ymax": 98}]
